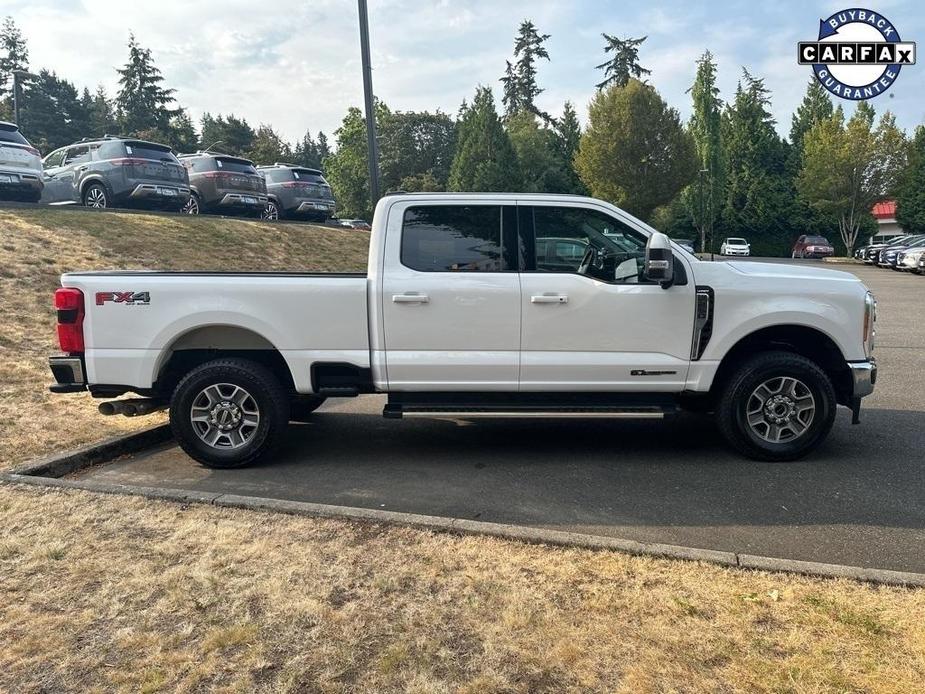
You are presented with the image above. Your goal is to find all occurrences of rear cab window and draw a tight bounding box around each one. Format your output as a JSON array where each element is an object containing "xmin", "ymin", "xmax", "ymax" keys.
[{"xmin": 401, "ymin": 205, "xmax": 514, "ymax": 272}]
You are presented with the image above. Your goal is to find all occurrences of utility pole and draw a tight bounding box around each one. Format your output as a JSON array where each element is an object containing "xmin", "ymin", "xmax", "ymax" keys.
[
  {"xmin": 357, "ymin": 0, "xmax": 381, "ymax": 208},
  {"xmin": 10, "ymin": 70, "xmax": 38, "ymax": 129}
]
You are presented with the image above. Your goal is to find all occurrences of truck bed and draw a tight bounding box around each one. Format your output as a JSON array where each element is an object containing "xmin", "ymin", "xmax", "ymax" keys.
[{"xmin": 61, "ymin": 271, "xmax": 371, "ymax": 393}]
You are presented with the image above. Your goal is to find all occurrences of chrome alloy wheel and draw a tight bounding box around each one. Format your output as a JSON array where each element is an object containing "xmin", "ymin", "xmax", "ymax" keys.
[
  {"xmin": 183, "ymin": 196, "xmax": 200, "ymax": 214},
  {"xmin": 262, "ymin": 201, "xmax": 279, "ymax": 221},
  {"xmin": 190, "ymin": 383, "xmax": 260, "ymax": 449},
  {"xmin": 746, "ymin": 376, "xmax": 816, "ymax": 443},
  {"xmin": 85, "ymin": 186, "xmax": 108, "ymax": 208}
]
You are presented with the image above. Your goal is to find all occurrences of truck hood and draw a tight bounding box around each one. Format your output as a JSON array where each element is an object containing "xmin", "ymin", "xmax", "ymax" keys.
[{"xmin": 726, "ymin": 261, "xmax": 859, "ymax": 283}]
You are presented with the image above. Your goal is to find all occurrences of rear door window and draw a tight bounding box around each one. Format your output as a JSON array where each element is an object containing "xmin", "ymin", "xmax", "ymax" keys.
[
  {"xmin": 401, "ymin": 205, "xmax": 507, "ymax": 272},
  {"xmin": 63, "ymin": 146, "xmax": 91, "ymax": 166}
]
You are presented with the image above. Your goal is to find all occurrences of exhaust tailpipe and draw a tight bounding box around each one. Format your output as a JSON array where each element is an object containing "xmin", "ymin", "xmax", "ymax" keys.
[{"xmin": 98, "ymin": 398, "xmax": 167, "ymax": 417}]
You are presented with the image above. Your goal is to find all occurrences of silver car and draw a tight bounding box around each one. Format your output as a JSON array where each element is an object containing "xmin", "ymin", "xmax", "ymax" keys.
[{"xmin": 0, "ymin": 121, "xmax": 43, "ymax": 203}]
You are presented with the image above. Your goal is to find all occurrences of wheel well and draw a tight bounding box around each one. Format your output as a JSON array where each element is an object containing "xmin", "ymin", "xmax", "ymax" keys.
[
  {"xmin": 80, "ymin": 177, "xmax": 109, "ymax": 198},
  {"xmin": 154, "ymin": 326, "xmax": 295, "ymax": 398},
  {"xmin": 711, "ymin": 325, "xmax": 852, "ymax": 405}
]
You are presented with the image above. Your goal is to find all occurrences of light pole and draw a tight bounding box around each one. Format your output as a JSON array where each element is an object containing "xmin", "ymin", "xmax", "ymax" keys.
[
  {"xmin": 357, "ymin": 0, "xmax": 380, "ymax": 209},
  {"xmin": 11, "ymin": 70, "xmax": 37, "ymax": 128}
]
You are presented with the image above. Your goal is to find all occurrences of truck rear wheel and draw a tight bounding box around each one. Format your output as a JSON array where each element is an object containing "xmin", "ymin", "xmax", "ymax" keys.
[
  {"xmin": 715, "ymin": 351, "xmax": 836, "ymax": 461},
  {"xmin": 170, "ymin": 358, "xmax": 290, "ymax": 468}
]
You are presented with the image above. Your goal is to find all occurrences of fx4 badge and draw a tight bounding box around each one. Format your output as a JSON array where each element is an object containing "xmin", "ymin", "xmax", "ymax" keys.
[{"xmin": 96, "ymin": 291, "xmax": 150, "ymax": 306}]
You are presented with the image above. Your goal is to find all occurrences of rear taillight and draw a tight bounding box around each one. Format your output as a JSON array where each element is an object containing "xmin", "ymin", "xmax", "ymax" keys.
[{"xmin": 54, "ymin": 288, "xmax": 85, "ymax": 353}]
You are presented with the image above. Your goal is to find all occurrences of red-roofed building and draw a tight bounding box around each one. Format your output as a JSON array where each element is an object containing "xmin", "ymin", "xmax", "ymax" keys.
[{"xmin": 870, "ymin": 199, "xmax": 904, "ymax": 243}]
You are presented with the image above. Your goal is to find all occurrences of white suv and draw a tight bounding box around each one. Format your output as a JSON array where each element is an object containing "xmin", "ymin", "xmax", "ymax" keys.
[
  {"xmin": 0, "ymin": 121, "xmax": 43, "ymax": 203},
  {"xmin": 721, "ymin": 238, "xmax": 750, "ymax": 256}
]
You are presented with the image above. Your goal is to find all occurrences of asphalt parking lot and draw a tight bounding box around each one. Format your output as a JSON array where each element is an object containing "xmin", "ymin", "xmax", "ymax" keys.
[{"xmin": 71, "ymin": 259, "xmax": 925, "ymax": 573}]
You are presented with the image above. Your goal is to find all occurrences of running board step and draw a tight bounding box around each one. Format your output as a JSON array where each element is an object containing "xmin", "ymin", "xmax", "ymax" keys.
[
  {"xmin": 383, "ymin": 404, "xmax": 676, "ymax": 420},
  {"xmin": 317, "ymin": 386, "xmax": 359, "ymax": 397}
]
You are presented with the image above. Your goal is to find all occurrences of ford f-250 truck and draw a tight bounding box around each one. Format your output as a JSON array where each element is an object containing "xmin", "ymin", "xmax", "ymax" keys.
[{"xmin": 48, "ymin": 193, "xmax": 877, "ymax": 467}]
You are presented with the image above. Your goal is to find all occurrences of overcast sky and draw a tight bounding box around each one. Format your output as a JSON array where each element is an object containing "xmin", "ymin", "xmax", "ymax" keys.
[{"xmin": 4, "ymin": 0, "xmax": 924, "ymax": 144}]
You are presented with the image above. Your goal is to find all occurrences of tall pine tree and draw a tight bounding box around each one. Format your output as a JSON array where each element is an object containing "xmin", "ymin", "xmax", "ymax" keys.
[
  {"xmin": 685, "ymin": 51, "xmax": 724, "ymax": 251},
  {"xmin": 0, "ymin": 16, "xmax": 29, "ymax": 121},
  {"xmin": 500, "ymin": 20, "xmax": 550, "ymax": 120},
  {"xmin": 115, "ymin": 33, "xmax": 177, "ymax": 134},
  {"xmin": 449, "ymin": 86, "xmax": 521, "ymax": 192},
  {"xmin": 595, "ymin": 34, "xmax": 650, "ymax": 90},
  {"xmin": 897, "ymin": 126, "xmax": 925, "ymax": 234}
]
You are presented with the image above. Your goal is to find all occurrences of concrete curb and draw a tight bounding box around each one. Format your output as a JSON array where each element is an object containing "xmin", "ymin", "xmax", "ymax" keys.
[
  {"xmin": 2, "ymin": 430, "xmax": 924, "ymax": 588},
  {"xmin": 8, "ymin": 424, "xmax": 173, "ymax": 477}
]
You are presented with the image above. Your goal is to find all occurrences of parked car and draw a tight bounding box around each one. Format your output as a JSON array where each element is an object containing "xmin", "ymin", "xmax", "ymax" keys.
[
  {"xmin": 337, "ymin": 218, "xmax": 372, "ymax": 230},
  {"xmin": 864, "ymin": 236, "xmax": 912, "ymax": 264},
  {"xmin": 178, "ymin": 152, "xmax": 268, "ymax": 216},
  {"xmin": 720, "ymin": 237, "xmax": 750, "ymax": 256},
  {"xmin": 257, "ymin": 163, "xmax": 335, "ymax": 221},
  {"xmin": 890, "ymin": 237, "xmax": 925, "ymax": 270},
  {"xmin": 876, "ymin": 235, "xmax": 925, "ymax": 268},
  {"xmin": 896, "ymin": 245, "xmax": 925, "ymax": 272},
  {"xmin": 792, "ymin": 235, "xmax": 835, "ymax": 259},
  {"xmin": 48, "ymin": 193, "xmax": 877, "ymax": 467},
  {"xmin": 41, "ymin": 136, "xmax": 190, "ymax": 210},
  {"xmin": 918, "ymin": 253, "xmax": 925, "ymax": 275},
  {"xmin": 0, "ymin": 121, "xmax": 43, "ymax": 203}
]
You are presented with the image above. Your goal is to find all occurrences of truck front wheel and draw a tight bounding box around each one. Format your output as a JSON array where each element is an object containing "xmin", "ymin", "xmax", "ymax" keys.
[
  {"xmin": 170, "ymin": 358, "xmax": 290, "ymax": 468},
  {"xmin": 716, "ymin": 351, "xmax": 836, "ymax": 461}
]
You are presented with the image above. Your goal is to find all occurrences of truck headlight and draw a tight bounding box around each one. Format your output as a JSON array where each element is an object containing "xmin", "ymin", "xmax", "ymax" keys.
[{"xmin": 863, "ymin": 291, "xmax": 876, "ymax": 357}]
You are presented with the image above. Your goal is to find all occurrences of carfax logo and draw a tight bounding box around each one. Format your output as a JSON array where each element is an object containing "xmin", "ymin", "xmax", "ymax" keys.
[{"xmin": 798, "ymin": 8, "xmax": 916, "ymax": 99}]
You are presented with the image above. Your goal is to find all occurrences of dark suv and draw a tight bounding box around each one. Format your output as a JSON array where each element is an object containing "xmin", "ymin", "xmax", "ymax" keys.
[
  {"xmin": 178, "ymin": 152, "xmax": 268, "ymax": 216},
  {"xmin": 257, "ymin": 163, "xmax": 336, "ymax": 221},
  {"xmin": 0, "ymin": 121, "xmax": 43, "ymax": 202},
  {"xmin": 41, "ymin": 136, "xmax": 190, "ymax": 210}
]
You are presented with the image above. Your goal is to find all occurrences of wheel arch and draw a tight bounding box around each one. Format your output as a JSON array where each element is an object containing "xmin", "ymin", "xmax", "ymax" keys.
[
  {"xmin": 79, "ymin": 174, "xmax": 112, "ymax": 201},
  {"xmin": 153, "ymin": 324, "xmax": 296, "ymax": 398},
  {"xmin": 710, "ymin": 324, "xmax": 852, "ymax": 405}
]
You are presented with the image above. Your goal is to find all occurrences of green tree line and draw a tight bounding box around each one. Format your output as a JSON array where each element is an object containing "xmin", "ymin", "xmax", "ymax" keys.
[{"xmin": 3, "ymin": 15, "xmax": 923, "ymax": 254}]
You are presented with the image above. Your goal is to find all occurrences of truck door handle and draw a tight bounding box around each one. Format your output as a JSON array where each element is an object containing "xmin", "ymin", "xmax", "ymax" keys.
[
  {"xmin": 392, "ymin": 293, "xmax": 430, "ymax": 304},
  {"xmin": 531, "ymin": 294, "xmax": 568, "ymax": 304}
]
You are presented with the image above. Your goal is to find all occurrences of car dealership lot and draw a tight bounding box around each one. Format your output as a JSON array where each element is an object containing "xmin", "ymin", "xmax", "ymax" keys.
[{"xmin": 71, "ymin": 259, "xmax": 925, "ymax": 573}]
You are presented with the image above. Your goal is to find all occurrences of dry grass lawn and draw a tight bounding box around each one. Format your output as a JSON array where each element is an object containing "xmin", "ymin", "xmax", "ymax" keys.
[
  {"xmin": 1, "ymin": 207, "xmax": 924, "ymax": 692},
  {"xmin": 0, "ymin": 207, "xmax": 369, "ymax": 469}
]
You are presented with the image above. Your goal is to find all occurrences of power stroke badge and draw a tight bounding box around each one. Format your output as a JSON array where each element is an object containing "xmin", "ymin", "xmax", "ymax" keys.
[{"xmin": 798, "ymin": 8, "xmax": 916, "ymax": 100}]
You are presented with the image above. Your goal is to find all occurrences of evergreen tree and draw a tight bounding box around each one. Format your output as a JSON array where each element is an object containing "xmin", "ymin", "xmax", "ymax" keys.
[
  {"xmin": 595, "ymin": 34, "xmax": 650, "ymax": 90},
  {"xmin": 165, "ymin": 110, "xmax": 199, "ymax": 152},
  {"xmin": 316, "ymin": 131, "xmax": 331, "ymax": 163},
  {"xmin": 575, "ymin": 79, "xmax": 697, "ymax": 221},
  {"xmin": 0, "ymin": 16, "xmax": 29, "ymax": 121},
  {"xmin": 324, "ymin": 105, "xmax": 381, "ymax": 218},
  {"xmin": 294, "ymin": 130, "xmax": 322, "ymax": 168},
  {"xmin": 507, "ymin": 110, "xmax": 570, "ymax": 192},
  {"xmin": 200, "ymin": 113, "xmax": 255, "ymax": 155},
  {"xmin": 84, "ymin": 85, "xmax": 117, "ymax": 136},
  {"xmin": 115, "ymin": 33, "xmax": 177, "ymax": 134},
  {"xmin": 789, "ymin": 77, "xmax": 833, "ymax": 157},
  {"xmin": 897, "ymin": 126, "xmax": 925, "ymax": 234},
  {"xmin": 552, "ymin": 101, "xmax": 586, "ymax": 194},
  {"xmin": 448, "ymin": 86, "xmax": 521, "ymax": 192},
  {"xmin": 719, "ymin": 68, "xmax": 796, "ymax": 255},
  {"xmin": 247, "ymin": 124, "xmax": 292, "ymax": 165},
  {"xmin": 684, "ymin": 51, "xmax": 724, "ymax": 252},
  {"xmin": 0, "ymin": 16, "xmax": 28, "ymax": 100},
  {"xmin": 500, "ymin": 20, "xmax": 550, "ymax": 119},
  {"xmin": 19, "ymin": 70, "xmax": 91, "ymax": 151}
]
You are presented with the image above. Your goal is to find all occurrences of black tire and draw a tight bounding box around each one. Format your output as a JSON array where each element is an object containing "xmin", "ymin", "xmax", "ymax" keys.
[
  {"xmin": 82, "ymin": 182, "xmax": 109, "ymax": 208},
  {"xmin": 715, "ymin": 350, "xmax": 836, "ymax": 462},
  {"xmin": 170, "ymin": 358, "xmax": 290, "ymax": 469},
  {"xmin": 289, "ymin": 395, "xmax": 328, "ymax": 422}
]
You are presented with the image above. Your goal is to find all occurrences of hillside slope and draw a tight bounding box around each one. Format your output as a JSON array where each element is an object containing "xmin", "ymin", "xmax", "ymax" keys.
[{"xmin": 0, "ymin": 207, "xmax": 370, "ymax": 468}]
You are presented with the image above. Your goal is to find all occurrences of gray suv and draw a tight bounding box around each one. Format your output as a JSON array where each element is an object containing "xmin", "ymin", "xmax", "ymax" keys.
[
  {"xmin": 41, "ymin": 137, "xmax": 190, "ymax": 210},
  {"xmin": 178, "ymin": 152, "xmax": 268, "ymax": 217},
  {"xmin": 257, "ymin": 163, "xmax": 336, "ymax": 221},
  {"xmin": 0, "ymin": 121, "xmax": 43, "ymax": 202}
]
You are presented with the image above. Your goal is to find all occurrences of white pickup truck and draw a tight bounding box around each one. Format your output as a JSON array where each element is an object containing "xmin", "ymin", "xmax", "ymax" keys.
[{"xmin": 48, "ymin": 193, "xmax": 877, "ymax": 467}]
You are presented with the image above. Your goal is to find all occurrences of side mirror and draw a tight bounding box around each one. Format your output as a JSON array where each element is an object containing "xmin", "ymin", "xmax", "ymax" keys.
[{"xmin": 644, "ymin": 231, "xmax": 675, "ymax": 288}]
